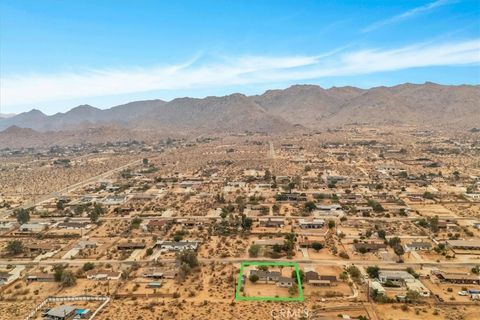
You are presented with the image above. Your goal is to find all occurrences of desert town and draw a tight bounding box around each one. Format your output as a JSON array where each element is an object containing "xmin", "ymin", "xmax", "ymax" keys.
[{"xmin": 1, "ymin": 125, "xmax": 480, "ymax": 320}]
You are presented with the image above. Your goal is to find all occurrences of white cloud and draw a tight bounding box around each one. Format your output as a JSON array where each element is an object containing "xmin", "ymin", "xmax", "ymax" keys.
[
  {"xmin": 362, "ymin": 0, "xmax": 454, "ymax": 33},
  {"xmin": 1, "ymin": 39, "xmax": 479, "ymax": 108}
]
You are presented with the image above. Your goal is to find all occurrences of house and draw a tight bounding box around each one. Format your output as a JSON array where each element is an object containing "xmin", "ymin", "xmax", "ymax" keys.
[
  {"xmin": 146, "ymin": 219, "xmax": 167, "ymax": 231},
  {"xmin": 0, "ymin": 272, "xmax": 11, "ymax": 285},
  {"xmin": 26, "ymin": 273, "xmax": 55, "ymax": 282},
  {"xmin": 308, "ymin": 279, "xmax": 332, "ymax": 286},
  {"xmin": 378, "ymin": 271, "xmax": 415, "ymax": 286},
  {"xmin": 117, "ymin": 242, "xmax": 146, "ymax": 250},
  {"xmin": 44, "ymin": 305, "xmax": 76, "ymax": 320},
  {"xmin": 317, "ymin": 204, "xmax": 342, "ymax": 212},
  {"xmin": 101, "ymin": 195, "xmax": 126, "ymax": 206},
  {"xmin": 320, "ymin": 275, "xmax": 337, "ymax": 282},
  {"xmin": 305, "ymin": 271, "xmax": 319, "ymax": 282},
  {"xmin": 155, "ymin": 240, "xmax": 199, "ymax": 251},
  {"xmin": 163, "ymin": 270, "xmax": 177, "ymax": 279},
  {"xmin": 0, "ymin": 221, "xmax": 16, "ymax": 231},
  {"xmin": 249, "ymin": 270, "xmax": 281, "ymax": 282},
  {"xmin": 259, "ymin": 218, "xmax": 285, "ymax": 228},
  {"xmin": 76, "ymin": 239, "xmax": 97, "ymax": 249},
  {"xmin": 244, "ymin": 169, "xmax": 265, "ymax": 178},
  {"xmin": 147, "ymin": 281, "xmax": 162, "ymax": 288},
  {"xmin": 19, "ymin": 223, "xmax": 46, "ymax": 233},
  {"xmin": 433, "ymin": 271, "xmax": 480, "ymax": 284},
  {"xmin": 178, "ymin": 218, "xmax": 204, "ymax": 228},
  {"xmin": 298, "ymin": 219, "xmax": 325, "ymax": 229},
  {"xmin": 369, "ymin": 281, "xmax": 386, "ymax": 295},
  {"xmin": 353, "ymin": 242, "xmax": 387, "ymax": 253},
  {"xmin": 275, "ymin": 192, "xmax": 307, "ymax": 202},
  {"xmin": 25, "ymin": 243, "xmax": 52, "ymax": 254},
  {"xmin": 277, "ymin": 276, "xmax": 295, "ymax": 288},
  {"xmin": 57, "ymin": 221, "xmax": 91, "ymax": 230},
  {"xmin": 405, "ymin": 279, "xmax": 430, "ymax": 297},
  {"xmin": 129, "ymin": 193, "xmax": 156, "ymax": 203},
  {"xmin": 447, "ymin": 240, "xmax": 480, "ymax": 251},
  {"xmin": 85, "ymin": 269, "xmax": 121, "ymax": 280},
  {"xmin": 404, "ymin": 241, "xmax": 432, "ymax": 252},
  {"xmin": 144, "ymin": 269, "xmax": 164, "ymax": 279},
  {"xmin": 464, "ymin": 193, "xmax": 480, "ymax": 200}
]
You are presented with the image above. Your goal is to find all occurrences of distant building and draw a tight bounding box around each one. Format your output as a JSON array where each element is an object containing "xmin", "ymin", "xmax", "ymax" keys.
[
  {"xmin": 155, "ymin": 240, "xmax": 199, "ymax": 251},
  {"xmin": 378, "ymin": 270, "xmax": 415, "ymax": 286},
  {"xmin": 298, "ymin": 219, "xmax": 325, "ymax": 229},
  {"xmin": 433, "ymin": 271, "xmax": 480, "ymax": 284},
  {"xmin": 369, "ymin": 281, "xmax": 386, "ymax": 295},
  {"xmin": 44, "ymin": 305, "xmax": 76, "ymax": 320},
  {"xmin": 404, "ymin": 241, "xmax": 432, "ymax": 252},
  {"xmin": 85, "ymin": 269, "xmax": 121, "ymax": 280},
  {"xmin": 353, "ymin": 242, "xmax": 387, "ymax": 253},
  {"xmin": 19, "ymin": 223, "xmax": 46, "ymax": 233},
  {"xmin": 26, "ymin": 273, "xmax": 55, "ymax": 282},
  {"xmin": 447, "ymin": 240, "xmax": 480, "ymax": 251},
  {"xmin": 76, "ymin": 239, "xmax": 97, "ymax": 249},
  {"xmin": 57, "ymin": 221, "xmax": 91, "ymax": 230},
  {"xmin": 259, "ymin": 218, "xmax": 285, "ymax": 228},
  {"xmin": 101, "ymin": 195, "xmax": 127, "ymax": 206},
  {"xmin": 116, "ymin": 242, "xmax": 146, "ymax": 250}
]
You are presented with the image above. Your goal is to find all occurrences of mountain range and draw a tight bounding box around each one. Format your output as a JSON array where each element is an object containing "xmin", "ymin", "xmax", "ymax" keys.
[{"xmin": 1, "ymin": 82, "xmax": 479, "ymax": 147}]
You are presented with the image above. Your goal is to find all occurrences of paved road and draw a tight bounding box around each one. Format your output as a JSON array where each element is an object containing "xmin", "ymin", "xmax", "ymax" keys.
[
  {"xmin": 268, "ymin": 141, "xmax": 276, "ymax": 159},
  {"xmin": 2, "ymin": 256, "xmax": 479, "ymax": 268}
]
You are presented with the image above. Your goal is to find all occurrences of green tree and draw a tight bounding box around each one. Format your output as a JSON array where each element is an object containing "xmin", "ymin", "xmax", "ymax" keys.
[
  {"xmin": 423, "ymin": 191, "xmax": 435, "ymax": 200},
  {"xmin": 367, "ymin": 199, "xmax": 384, "ymax": 212},
  {"xmin": 311, "ymin": 242, "xmax": 323, "ymax": 252},
  {"xmin": 388, "ymin": 237, "xmax": 401, "ymax": 248},
  {"xmin": 60, "ymin": 270, "xmax": 77, "ymax": 287},
  {"xmin": 304, "ymin": 201, "xmax": 316, "ymax": 213},
  {"xmin": 248, "ymin": 245, "xmax": 260, "ymax": 257},
  {"xmin": 394, "ymin": 245, "xmax": 405, "ymax": 256},
  {"xmin": 406, "ymin": 289, "xmax": 421, "ymax": 303},
  {"xmin": 6, "ymin": 240, "xmax": 23, "ymax": 255},
  {"xmin": 288, "ymin": 283, "xmax": 298, "ymax": 296},
  {"xmin": 291, "ymin": 269, "xmax": 305, "ymax": 282},
  {"xmin": 53, "ymin": 264, "xmax": 67, "ymax": 282},
  {"xmin": 249, "ymin": 274, "xmax": 259, "ymax": 283},
  {"xmin": 130, "ymin": 217, "xmax": 142, "ymax": 229},
  {"xmin": 287, "ymin": 182, "xmax": 296, "ymax": 193},
  {"xmin": 56, "ymin": 200, "xmax": 65, "ymax": 210},
  {"xmin": 82, "ymin": 262, "xmax": 95, "ymax": 272},
  {"xmin": 264, "ymin": 169, "xmax": 271, "ymax": 181},
  {"xmin": 346, "ymin": 266, "xmax": 361, "ymax": 279},
  {"xmin": 143, "ymin": 158, "xmax": 149, "ymax": 165},
  {"xmin": 88, "ymin": 203, "xmax": 105, "ymax": 223},
  {"xmin": 358, "ymin": 246, "xmax": 368, "ymax": 254},
  {"xmin": 146, "ymin": 248, "xmax": 153, "ymax": 256},
  {"xmin": 14, "ymin": 208, "xmax": 30, "ymax": 224},
  {"xmin": 240, "ymin": 214, "xmax": 253, "ymax": 231},
  {"xmin": 176, "ymin": 250, "xmax": 198, "ymax": 269},
  {"xmin": 328, "ymin": 220, "xmax": 336, "ymax": 229},
  {"xmin": 366, "ymin": 266, "xmax": 380, "ymax": 278}
]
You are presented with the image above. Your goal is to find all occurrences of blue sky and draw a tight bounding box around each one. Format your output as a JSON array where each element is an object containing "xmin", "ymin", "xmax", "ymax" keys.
[{"xmin": 1, "ymin": 0, "xmax": 479, "ymax": 114}]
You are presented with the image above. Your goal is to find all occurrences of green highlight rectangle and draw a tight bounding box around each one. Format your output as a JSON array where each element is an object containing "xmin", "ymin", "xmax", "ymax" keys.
[{"xmin": 235, "ymin": 261, "xmax": 304, "ymax": 302}]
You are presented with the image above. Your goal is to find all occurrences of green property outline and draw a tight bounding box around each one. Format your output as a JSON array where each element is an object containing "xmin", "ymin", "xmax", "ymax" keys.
[{"xmin": 235, "ymin": 261, "xmax": 304, "ymax": 302}]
